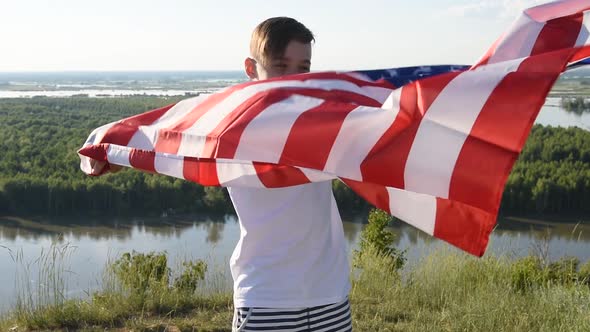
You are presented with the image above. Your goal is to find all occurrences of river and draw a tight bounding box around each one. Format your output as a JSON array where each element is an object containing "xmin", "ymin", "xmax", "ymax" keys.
[{"xmin": 1, "ymin": 214, "xmax": 589, "ymax": 313}]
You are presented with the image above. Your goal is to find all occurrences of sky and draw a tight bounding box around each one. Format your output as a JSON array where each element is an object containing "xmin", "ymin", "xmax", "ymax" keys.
[{"xmin": 0, "ymin": 0, "xmax": 549, "ymax": 72}]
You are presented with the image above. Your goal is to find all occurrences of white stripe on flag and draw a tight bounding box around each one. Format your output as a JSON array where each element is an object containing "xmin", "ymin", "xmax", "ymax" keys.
[
  {"xmin": 298, "ymin": 167, "xmax": 336, "ymax": 183},
  {"xmin": 216, "ymin": 159, "xmax": 265, "ymax": 187},
  {"xmin": 154, "ymin": 153, "xmax": 185, "ymax": 180},
  {"xmin": 386, "ymin": 187, "xmax": 437, "ymax": 236},
  {"xmin": 106, "ymin": 145, "xmax": 132, "ymax": 168},
  {"xmin": 324, "ymin": 89, "xmax": 401, "ymax": 181},
  {"xmin": 80, "ymin": 122, "xmax": 119, "ymax": 174},
  {"xmin": 358, "ymin": 85, "xmax": 392, "ymax": 104},
  {"xmin": 576, "ymin": 10, "xmax": 590, "ymax": 47},
  {"xmin": 526, "ymin": 0, "xmax": 589, "ymax": 22},
  {"xmin": 345, "ymin": 72, "xmax": 373, "ymax": 82},
  {"xmin": 340, "ymin": 73, "xmax": 393, "ymax": 102},
  {"xmin": 488, "ymin": 14, "xmax": 544, "ymax": 64},
  {"xmin": 130, "ymin": 95, "xmax": 209, "ymax": 150},
  {"xmin": 177, "ymin": 79, "xmax": 392, "ymax": 157},
  {"xmin": 234, "ymin": 95, "xmax": 324, "ymax": 163},
  {"xmin": 86, "ymin": 122, "xmax": 117, "ymax": 146},
  {"xmin": 404, "ymin": 58, "xmax": 525, "ymax": 198}
]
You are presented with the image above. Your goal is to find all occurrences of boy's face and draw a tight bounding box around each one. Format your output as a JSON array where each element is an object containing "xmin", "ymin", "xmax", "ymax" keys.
[{"xmin": 245, "ymin": 40, "xmax": 312, "ymax": 80}]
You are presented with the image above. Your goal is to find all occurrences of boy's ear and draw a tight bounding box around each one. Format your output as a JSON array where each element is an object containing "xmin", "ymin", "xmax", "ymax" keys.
[{"xmin": 244, "ymin": 57, "xmax": 258, "ymax": 80}]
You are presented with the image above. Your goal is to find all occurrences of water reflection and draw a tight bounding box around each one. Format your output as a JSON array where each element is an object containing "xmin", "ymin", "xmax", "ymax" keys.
[
  {"xmin": 2, "ymin": 215, "xmax": 589, "ymax": 253},
  {"xmin": 201, "ymin": 220, "xmax": 225, "ymax": 244},
  {"xmin": 342, "ymin": 221, "xmax": 363, "ymax": 244},
  {"xmin": 496, "ymin": 216, "xmax": 590, "ymax": 242},
  {"xmin": 0, "ymin": 215, "xmax": 233, "ymax": 245},
  {"xmin": 537, "ymin": 97, "xmax": 590, "ymax": 130}
]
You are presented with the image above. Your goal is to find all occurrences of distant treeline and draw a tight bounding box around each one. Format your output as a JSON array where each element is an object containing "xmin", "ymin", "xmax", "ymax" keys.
[
  {"xmin": 0, "ymin": 97, "xmax": 589, "ymax": 218},
  {"xmin": 561, "ymin": 97, "xmax": 590, "ymax": 115}
]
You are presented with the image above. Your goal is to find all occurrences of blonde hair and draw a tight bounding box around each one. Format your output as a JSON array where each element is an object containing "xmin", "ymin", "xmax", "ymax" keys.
[{"xmin": 250, "ymin": 17, "xmax": 314, "ymax": 66}]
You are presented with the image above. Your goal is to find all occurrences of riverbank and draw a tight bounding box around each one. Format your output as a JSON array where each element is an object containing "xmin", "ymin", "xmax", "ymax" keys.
[
  {"xmin": 3, "ymin": 211, "xmax": 588, "ymax": 228},
  {"xmin": 0, "ymin": 246, "xmax": 589, "ymax": 332},
  {"xmin": 499, "ymin": 214, "xmax": 590, "ymax": 226}
]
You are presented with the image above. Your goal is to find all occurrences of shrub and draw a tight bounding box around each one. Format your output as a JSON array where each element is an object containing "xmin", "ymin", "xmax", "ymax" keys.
[
  {"xmin": 510, "ymin": 256, "xmax": 546, "ymax": 292},
  {"xmin": 111, "ymin": 251, "xmax": 170, "ymax": 296},
  {"xmin": 579, "ymin": 261, "xmax": 590, "ymax": 285},
  {"xmin": 547, "ymin": 256, "xmax": 579, "ymax": 285},
  {"xmin": 354, "ymin": 209, "xmax": 406, "ymax": 272},
  {"xmin": 173, "ymin": 260, "xmax": 208, "ymax": 293}
]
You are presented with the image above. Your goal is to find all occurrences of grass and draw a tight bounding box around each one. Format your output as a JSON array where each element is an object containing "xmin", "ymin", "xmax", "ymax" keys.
[
  {"xmin": 351, "ymin": 247, "xmax": 590, "ymax": 331},
  {"xmin": 1, "ymin": 245, "xmax": 589, "ymax": 331}
]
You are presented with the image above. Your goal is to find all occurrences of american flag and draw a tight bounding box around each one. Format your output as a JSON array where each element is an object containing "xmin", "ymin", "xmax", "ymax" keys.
[{"xmin": 79, "ymin": 0, "xmax": 590, "ymax": 257}]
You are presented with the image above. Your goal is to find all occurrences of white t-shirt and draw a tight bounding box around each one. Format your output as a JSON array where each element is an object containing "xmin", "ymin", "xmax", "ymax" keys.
[{"xmin": 228, "ymin": 181, "xmax": 350, "ymax": 308}]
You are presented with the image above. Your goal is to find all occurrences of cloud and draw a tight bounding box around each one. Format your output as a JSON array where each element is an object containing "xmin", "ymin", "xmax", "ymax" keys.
[{"xmin": 443, "ymin": 0, "xmax": 548, "ymax": 19}]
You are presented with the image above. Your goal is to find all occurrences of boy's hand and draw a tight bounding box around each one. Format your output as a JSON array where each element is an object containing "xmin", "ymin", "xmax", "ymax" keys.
[{"xmin": 90, "ymin": 159, "xmax": 123, "ymax": 174}]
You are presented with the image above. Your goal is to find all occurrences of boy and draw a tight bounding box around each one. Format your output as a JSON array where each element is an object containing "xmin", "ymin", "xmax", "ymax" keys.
[
  {"xmin": 229, "ymin": 17, "xmax": 352, "ymax": 332},
  {"xmin": 88, "ymin": 16, "xmax": 352, "ymax": 332}
]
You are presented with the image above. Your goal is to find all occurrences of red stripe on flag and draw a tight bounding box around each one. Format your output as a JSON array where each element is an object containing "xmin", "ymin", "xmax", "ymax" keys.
[
  {"xmin": 129, "ymin": 149, "xmax": 157, "ymax": 173},
  {"xmin": 571, "ymin": 45, "xmax": 590, "ymax": 63},
  {"xmin": 520, "ymin": 48, "xmax": 576, "ymax": 74},
  {"xmin": 433, "ymin": 198, "xmax": 496, "ymax": 257},
  {"xmin": 449, "ymin": 136, "xmax": 519, "ymax": 214},
  {"xmin": 153, "ymin": 75, "xmax": 357, "ymax": 156},
  {"xmin": 472, "ymin": 34, "xmax": 505, "ymax": 69},
  {"xmin": 287, "ymin": 88, "xmax": 384, "ymax": 106},
  {"xmin": 208, "ymin": 88, "xmax": 383, "ymax": 159},
  {"xmin": 531, "ymin": 13, "xmax": 584, "ymax": 56},
  {"xmin": 279, "ymin": 101, "xmax": 358, "ymax": 170},
  {"xmin": 341, "ymin": 179, "xmax": 391, "ymax": 213},
  {"xmin": 450, "ymin": 51, "xmax": 569, "ymax": 214},
  {"xmin": 78, "ymin": 143, "xmax": 109, "ymax": 161},
  {"xmin": 360, "ymin": 72, "xmax": 461, "ymax": 189},
  {"xmin": 202, "ymin": 90, "xmax": 293, "ymax": 158},
  {"xmin": 77, "ymin": 143, "xmax": 111, "ymax": 176},
  {"xmin": 259, "ymin": 71, "xmax": 396, "ymax": 89},
  {"xmin": 233, "ymin": 71, "xmax": 394, "ymax": 91},
  {"xmin": 154, "ymin": 88, "xmax": 243, "ymax": 154},
  {"xmin": 252, "ymin": 162, "xmax": 310, "ymax": 188},
  {"xmin": 101, "ymin": 103, "xmax": 176, "ymax": 145},
  {"xmin": 182, "ymin": 157, "xmax": 221, "ymax": 186}
]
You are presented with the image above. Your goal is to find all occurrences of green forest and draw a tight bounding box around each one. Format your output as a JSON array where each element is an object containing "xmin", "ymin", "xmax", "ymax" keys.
[{"xmin": 0, "ymin": 96, "xmax": 589, "ymax": 218}]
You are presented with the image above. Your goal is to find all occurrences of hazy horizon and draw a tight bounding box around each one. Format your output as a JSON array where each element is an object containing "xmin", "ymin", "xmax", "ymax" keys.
[{"xmin": 1, "ymin": 0, "xmax": 549, "ymax": 72}]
